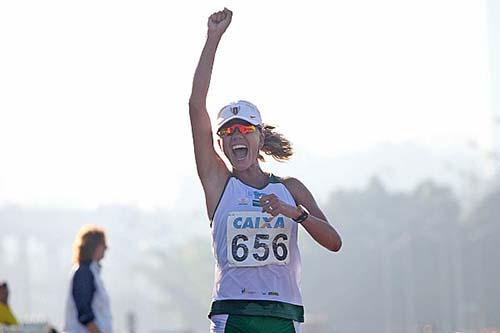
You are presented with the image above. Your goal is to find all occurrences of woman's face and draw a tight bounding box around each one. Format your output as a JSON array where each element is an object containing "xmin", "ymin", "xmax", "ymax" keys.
[
  {"xmin": 93, "ymin": 241, "xmax": 107, "ymax": 262},
  {"xmin": 218, "ymin": 119, "xmax": 264, "ymax": 171}
]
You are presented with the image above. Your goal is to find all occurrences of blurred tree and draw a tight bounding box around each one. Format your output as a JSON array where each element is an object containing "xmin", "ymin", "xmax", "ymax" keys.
[
  {"xmin": 301, "ymin": 177, "xmax": 461, "ymax": 333},
  {"xmin": 136, "ymin": 237, "xmax": 213, "ymax": 332},
  {"xmin": 462, "ymin": 188, "xmax": 500, "ymax": 329}
]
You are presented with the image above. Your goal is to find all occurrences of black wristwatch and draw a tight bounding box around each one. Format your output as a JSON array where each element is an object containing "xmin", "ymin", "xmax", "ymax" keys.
[{"xmin": 293, "ymin": 205, "xmax": 309, "ymax": 224}]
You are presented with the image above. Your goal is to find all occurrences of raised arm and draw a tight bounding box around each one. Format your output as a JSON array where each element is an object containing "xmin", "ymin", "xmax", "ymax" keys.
[{"xmin": 189, "ymin": 8, "xmax": 232, "ymax": 219}]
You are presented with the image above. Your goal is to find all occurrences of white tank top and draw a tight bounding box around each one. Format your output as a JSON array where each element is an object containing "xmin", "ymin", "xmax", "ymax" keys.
[{"xmin": 211, "ymin": 175, "xmax": 303, "ymax": 306}]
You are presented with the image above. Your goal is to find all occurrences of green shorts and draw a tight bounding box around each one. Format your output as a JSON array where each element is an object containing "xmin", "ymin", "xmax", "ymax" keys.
[{"xmin": 210, "ymin": 314, "xmax": 301, "ymax": 333}]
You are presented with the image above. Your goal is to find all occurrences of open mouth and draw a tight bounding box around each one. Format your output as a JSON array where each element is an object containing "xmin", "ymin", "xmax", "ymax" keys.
[{"xmin": 232, "ymin": 144, "xmax": 248, "ymax": 161}]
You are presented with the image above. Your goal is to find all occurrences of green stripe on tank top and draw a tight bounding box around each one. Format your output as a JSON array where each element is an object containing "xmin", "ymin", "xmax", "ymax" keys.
[
  {"xmin": 225, "ymin": 314, "xmax": 296, "ymax": 333},
  {"xmin": 268, "ymin": 173, "xmax": 282, "ymax": 184},
  {"xmin": 209, "ymin": 300, "xmax": 304, "ymax": 322}
]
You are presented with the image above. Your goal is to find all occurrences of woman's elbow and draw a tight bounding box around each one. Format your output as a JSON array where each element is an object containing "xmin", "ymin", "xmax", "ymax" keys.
[{"xmin": 328, "ymin": 237, "xmax": 342, "ymax": 252}]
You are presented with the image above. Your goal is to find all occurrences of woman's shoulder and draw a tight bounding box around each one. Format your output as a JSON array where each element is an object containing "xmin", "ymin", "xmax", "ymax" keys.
[
  {"xmin": 73, "ymin": 261, "xmax": 94, "ymax": 276},
  {"xmin": 72, "ymin": 262, "xmax": 96, "ymax": 290},
  {"xmin": 274, "ymin": 175, "xmax": 312, "ymax": 202},
  {"xmin": 271, "ymin": 174, "xmax": 304, "ymax": 188}
]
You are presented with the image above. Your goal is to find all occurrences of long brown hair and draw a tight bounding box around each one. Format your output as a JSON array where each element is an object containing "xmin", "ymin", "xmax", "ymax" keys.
[
  {"xmin": 258, "ymin": 124, "xmax": 293, "ymax": 162},
  {"xmin": 72, "ymin": 225, "xmax": 106, "ymax": 265}
]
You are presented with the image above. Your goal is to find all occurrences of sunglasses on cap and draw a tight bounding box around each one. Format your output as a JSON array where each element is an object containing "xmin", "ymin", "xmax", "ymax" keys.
[{"xmin": 217, "ymin": 124, "xmax": 257, "ymax": 137}]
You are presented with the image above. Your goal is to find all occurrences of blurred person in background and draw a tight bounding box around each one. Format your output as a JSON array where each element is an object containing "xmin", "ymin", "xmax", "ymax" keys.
[
  {"xmin": 63, "ymin": 225, "xmax": 112, "ymax": 333},
  {"xmin": 189, "ymin": 8, "xmax": 342, "ymax": 333},
  {"xmin": 0, "ymin": 281, "xmax": 18, "ymax": 326}
]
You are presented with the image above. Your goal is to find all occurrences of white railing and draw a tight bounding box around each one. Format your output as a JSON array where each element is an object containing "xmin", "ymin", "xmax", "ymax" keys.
[{"xmin": 0, "ymin": 323, "xmax": 51, "ymax": 333}]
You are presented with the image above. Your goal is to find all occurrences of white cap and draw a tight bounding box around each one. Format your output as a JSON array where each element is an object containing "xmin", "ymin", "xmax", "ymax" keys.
[{"xmin": 216, "ymin": 100, "xmax": 263, "ymax": 129}]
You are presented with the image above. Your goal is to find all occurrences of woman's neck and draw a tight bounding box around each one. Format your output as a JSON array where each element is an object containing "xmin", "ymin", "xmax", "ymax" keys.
[{"xmin": 232, "ymin": 164, "xmax": 269, "ymax": 188}]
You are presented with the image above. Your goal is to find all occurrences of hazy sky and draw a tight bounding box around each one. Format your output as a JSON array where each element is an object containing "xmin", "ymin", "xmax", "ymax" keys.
[{"xmin": 0, "ymin": 0, "xmax": 492, "ymax": 209}]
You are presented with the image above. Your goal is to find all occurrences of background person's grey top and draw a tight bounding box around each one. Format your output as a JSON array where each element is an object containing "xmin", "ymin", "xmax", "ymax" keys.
[{"xmin": 63, "ymin": 261, "xmax": 112, "ymax": 333}]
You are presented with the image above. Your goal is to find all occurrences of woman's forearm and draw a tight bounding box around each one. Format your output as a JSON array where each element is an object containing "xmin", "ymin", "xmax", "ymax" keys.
[
  {"xmin": 189, "ymin": 35, "xmax": 221, "ymax": 108},
  {"xmin": 301, "ymin": 215, "xmax": 342, "ymax": 252}
]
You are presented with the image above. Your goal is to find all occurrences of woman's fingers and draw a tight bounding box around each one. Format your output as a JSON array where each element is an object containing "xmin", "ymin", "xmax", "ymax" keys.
[
  {"xmin": 260, "ymin": 194, "xmax": 281, "ymax": 216},
  {"xmin": 208, "ymin": 8, "xmax": 233, "ymax": 35}
]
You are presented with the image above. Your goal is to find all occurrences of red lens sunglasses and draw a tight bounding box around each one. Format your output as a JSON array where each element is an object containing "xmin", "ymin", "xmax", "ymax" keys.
[{"xmin": 217, "ymin": 124, "xmax": 257, "ymax": 137}]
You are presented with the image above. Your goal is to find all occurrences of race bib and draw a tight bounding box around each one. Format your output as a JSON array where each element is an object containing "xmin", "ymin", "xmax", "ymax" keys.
[{"xmin": 226, "ymin": 211, "xmax": 292, "ymax": 267}]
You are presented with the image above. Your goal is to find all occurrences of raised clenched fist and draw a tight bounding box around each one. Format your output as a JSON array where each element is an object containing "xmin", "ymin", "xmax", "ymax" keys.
[{"xmin": 208, "ymin": 8, "xmax": 233, "ymax": 38}]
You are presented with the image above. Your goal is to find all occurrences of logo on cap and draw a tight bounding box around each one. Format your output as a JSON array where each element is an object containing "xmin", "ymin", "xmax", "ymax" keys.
[{"xmin": 231, "ymin": 106, "xmax": 239, "ymax": 115}]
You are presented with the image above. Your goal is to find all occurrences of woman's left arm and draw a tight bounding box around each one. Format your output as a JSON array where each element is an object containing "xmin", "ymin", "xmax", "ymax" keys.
[{"xmin": 260, "ymin": 177, "xmax": 342, "ymax": 252}]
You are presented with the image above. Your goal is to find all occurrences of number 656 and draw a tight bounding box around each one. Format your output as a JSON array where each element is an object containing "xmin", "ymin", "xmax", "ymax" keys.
[{"xmin": 231, "ymin": 233, "xmax": 288, "ymax": 262}]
